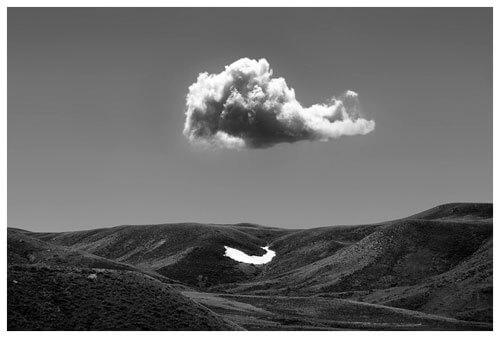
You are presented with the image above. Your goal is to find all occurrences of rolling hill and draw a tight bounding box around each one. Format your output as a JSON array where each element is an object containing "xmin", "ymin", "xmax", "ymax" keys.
[
  {"xmin": 8, "ymin": 203, "xmax": 493, "ymax": 330},
  {"xmin": 7, "ymin": 228, "xmax": 240, "ymax": 330}
]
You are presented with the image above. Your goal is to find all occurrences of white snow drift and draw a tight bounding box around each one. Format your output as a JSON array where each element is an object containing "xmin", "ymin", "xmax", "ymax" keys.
[{"xmin": 224, "ymin": 245, "xmax": 276, "ymax": 265}]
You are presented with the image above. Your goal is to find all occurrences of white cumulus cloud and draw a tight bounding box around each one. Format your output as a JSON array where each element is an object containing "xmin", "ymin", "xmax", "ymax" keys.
[{"xmin": 183, "ymin": 58, "xmax": 375, "ymax": 149}]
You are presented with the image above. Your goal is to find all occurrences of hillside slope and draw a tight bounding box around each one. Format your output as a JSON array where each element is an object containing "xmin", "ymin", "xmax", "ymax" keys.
[
  {"xmin": 355, "ymin": 237, "xmax": 493, "ymax": 322},
  {"xmin": 7, "ymin": 229, "xmax": 241, "ymax": 330},
  {"xmin": 209, "ymin": 204, "xmax": 493, "ymax": 323},
  {"xmin": 8, "ymin": 228, "xmax": 178, "ymax": 284},
  {"xmin": 30, "ymin": 223, "xmax": 292, "ymax": 287},
  {"xmin": 182, "ymin": 291, "xmax": 491, "ymax": 330},
  {"xmin": 8, "ymin": 266, "xmax": 241, "ymax": 330},
  {"xmin": 216, "ymin": 218, "xmax": 491, "ymax": 293}
]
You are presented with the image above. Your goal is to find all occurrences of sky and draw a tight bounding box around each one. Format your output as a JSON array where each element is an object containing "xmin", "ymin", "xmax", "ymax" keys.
[{"xmin": 8, "ymin": 8, "xmax": 492, "ymax": 231}]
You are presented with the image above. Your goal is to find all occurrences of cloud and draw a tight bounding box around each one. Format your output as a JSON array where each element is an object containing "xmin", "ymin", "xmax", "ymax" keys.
[{"xmin": 183, "ymin": 58, "xmax": 375, "ymax": 149}]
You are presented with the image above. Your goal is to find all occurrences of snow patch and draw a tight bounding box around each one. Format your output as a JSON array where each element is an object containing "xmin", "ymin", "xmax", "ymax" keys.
[{"xmin": 224, "ymin": 245, "xmax": 276, "ymax": 265}]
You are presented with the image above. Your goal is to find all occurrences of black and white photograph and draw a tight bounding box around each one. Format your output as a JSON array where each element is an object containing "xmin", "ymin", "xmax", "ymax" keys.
[{"xmin": 4, "ymin": 3, "xmax": 495, "ymax": 332}]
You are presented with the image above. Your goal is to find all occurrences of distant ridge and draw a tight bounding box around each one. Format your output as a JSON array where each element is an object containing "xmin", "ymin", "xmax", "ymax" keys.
[{"xmin": 404, "ymin": 203, "xmax": 492, "ymax": 221}]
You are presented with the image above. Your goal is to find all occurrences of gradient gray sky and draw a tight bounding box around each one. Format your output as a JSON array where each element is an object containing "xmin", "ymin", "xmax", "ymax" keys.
[{"xmin": 8, "ymin": 8, "xmax": 492, "ymax": 231}]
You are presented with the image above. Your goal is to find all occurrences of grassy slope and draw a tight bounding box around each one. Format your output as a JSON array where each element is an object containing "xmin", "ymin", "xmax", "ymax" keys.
[
  {"xmin": 208, "ymin": 204, "xmax": 493, "ymax": 323},
  {"xmin": 7, "ymin": 229, "xmax": 241, "ymax": 330},
  {"xmin": 216, "ymin": 219, "xmax": 491, "ymax": 292},
  {"xmin": 8, "ymin": 228, "xmax": 177, "ymax": 284},
  {"xmin": 354, "ymin": 237, "xmax": 493, "ymax": 322},
  {"xmin": 181, "ymin": 291, "xmax": 491, "ymax": 330},
  {"xmin": 8, "ymin": 266, "xmax": 241, "ymax": 330},
  {"xmin": 30, "ymin": 223, "xmax": 292, "ymax": 287}
]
